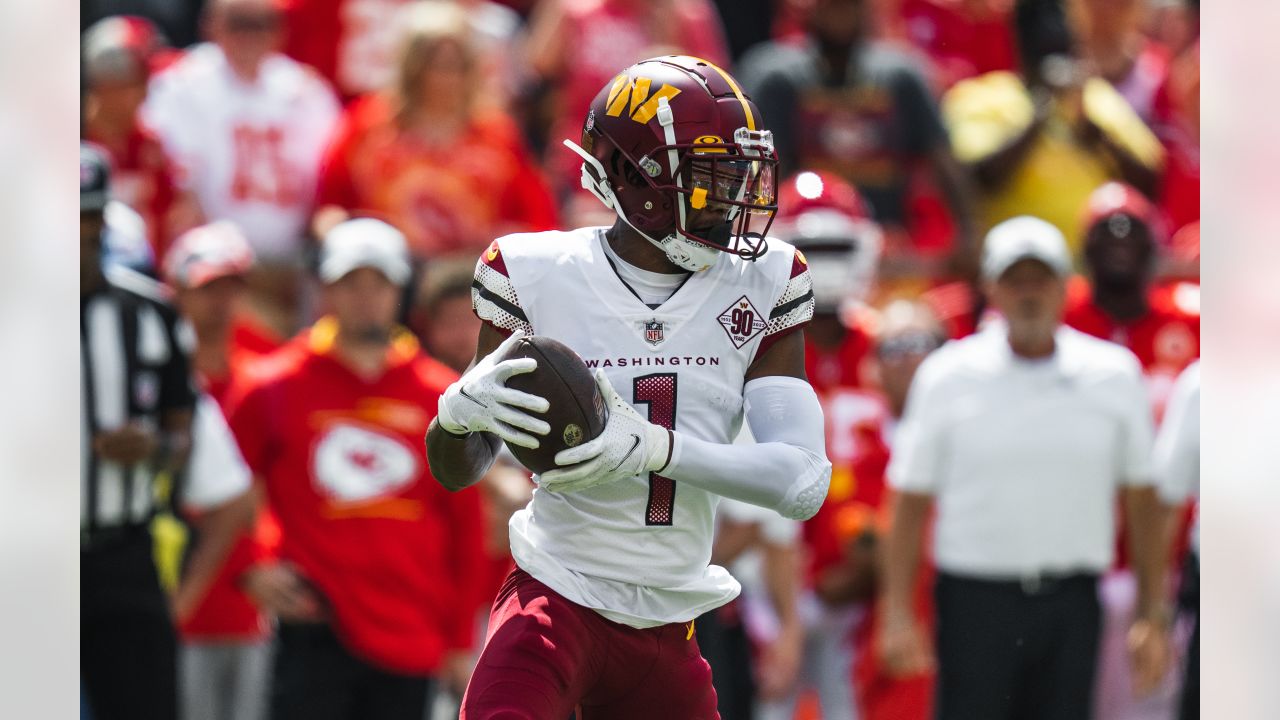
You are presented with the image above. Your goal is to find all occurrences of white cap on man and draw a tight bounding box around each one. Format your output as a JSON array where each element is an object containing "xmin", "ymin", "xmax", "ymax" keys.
[
  {"xmin": 319, "ymin": 219, "xmax": 412, "ymax": 286},
  {"xmin": 981, "ymin": 215, "xmax": 1072, "ymax": 282}
]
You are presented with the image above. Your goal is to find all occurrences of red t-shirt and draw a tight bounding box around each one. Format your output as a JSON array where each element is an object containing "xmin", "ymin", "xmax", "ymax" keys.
[
  {"xmin": 898, "ymin": 0, "xmax": 1017, "ymax": 89},
  {"xmin": 180, "ymin": 320, "xmax": 285, "ymax": 641},
  {"xmin": 1064, "ymin": 277, "xmax": 1200, "ymax": 419},
  {"xmin": 804, "ymin": 322, "xmax": 875, "ymax": 396},
  {"xmin": 280, "ymin": 0, "xmax": 415, "ymax": 101},
  {"xmin": 84, "ymin": 121, "xmax": 182, "ymax": 261},
  {"xmin": 224, "ymin": 319, "xmax": 487, "ymax": 673},
  {"xmin": 317, "ymin": 94, "xmax": 559, "ymax": 259}
]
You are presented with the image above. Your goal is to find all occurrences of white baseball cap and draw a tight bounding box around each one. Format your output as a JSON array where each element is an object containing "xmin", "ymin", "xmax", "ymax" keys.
[
  {"xmin": 163, "ymin": 221, "xmax": 254, "ymax": 288},
  {"xmin": 319, "ymin": 219, "xmax": 412, "ymax": 286},
  {"xmin": 981, "ymin": 216, "xmax": 1072, "ymax": 282}
]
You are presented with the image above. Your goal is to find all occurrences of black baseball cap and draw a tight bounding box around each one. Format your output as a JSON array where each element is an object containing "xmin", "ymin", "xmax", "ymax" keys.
[{"xmin": 81, "ymin": 143, "xmax": 110, "ymax": 213}]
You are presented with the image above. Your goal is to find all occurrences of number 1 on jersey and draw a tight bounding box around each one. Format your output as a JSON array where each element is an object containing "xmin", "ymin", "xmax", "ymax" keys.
[{"xmin": 633, "ymin": 374, "xmax": 677, "ymax": 526}]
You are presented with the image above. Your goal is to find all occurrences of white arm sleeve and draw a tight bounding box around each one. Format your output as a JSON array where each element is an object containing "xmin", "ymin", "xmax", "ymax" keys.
[{"xmin": 664, "ymin": 376, "xmax": 831, "ymax": 520}]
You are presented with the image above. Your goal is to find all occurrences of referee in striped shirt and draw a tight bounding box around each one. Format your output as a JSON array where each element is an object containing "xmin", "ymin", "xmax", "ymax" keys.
[{"xmin": 81, "ymin": 143, "xmax": 196, "ymax": 720}]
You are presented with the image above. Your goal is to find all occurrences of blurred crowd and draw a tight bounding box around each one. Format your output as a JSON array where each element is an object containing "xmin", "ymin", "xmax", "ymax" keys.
[{"xmin": 79, "ymin": 0, "xmax": 1200, "ymax": 719}]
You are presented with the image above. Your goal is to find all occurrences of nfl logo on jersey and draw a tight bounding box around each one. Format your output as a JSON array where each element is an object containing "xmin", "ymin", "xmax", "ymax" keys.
[{"xmin": 644, "ymin": 319, "xmax": 665, "ymax": 346}]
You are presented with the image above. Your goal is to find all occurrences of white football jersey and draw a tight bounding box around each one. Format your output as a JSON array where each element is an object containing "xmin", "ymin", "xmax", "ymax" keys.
[
  {"xmin": 142, "ymin": 44, "xmax": 340, "ymax": 262},
  {"xmin": 472, "ymin": 227, "xmax": 815, "ymax": 627}
]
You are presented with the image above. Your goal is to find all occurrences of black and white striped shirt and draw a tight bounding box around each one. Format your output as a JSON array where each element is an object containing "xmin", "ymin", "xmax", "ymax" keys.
[{"xmin": 81, "ymin": 267, "xmax": 196, "ymax": 538}]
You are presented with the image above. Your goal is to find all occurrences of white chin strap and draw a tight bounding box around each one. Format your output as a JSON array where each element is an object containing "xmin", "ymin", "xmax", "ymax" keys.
[{"xmin": 562, "ymin": 127, "xmax": 720, "ymax": 270}]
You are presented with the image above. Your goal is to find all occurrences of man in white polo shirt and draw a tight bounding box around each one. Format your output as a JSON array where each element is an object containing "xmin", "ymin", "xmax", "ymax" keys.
[{"xmin": 877, "ymin": 216, "xmax": 1172, "ymax": 719}]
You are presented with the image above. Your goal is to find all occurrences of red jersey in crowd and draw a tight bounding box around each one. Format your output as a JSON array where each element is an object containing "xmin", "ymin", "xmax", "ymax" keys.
[
  {"xmin": 1064, "ymin": 276, "xmax": 1200, "ymax": 419},
  {"xmin": 804, "ymin": 319, "xmax": 876, "ymax": 395},
  {"xmin": 280, "ymin": 0, "xmax": 413, "ymax": 101},
  {"xmin": 897, "ymin": 0, "xmax": 1017, "ymax": 90},
  {"xmin": 179, "ymin": 319, "xmax": 285, "ymax": 642},
  {"xmin": 84, "ymin": 122, "xmax": 183, "ymax": 261},
  {"xmin": 225, "ymin": 318, "xmax": 486, "ymax": 673},
  {"xmin": 317, "ymin": 94, "xmax": 559, "ymax": 259},
  {"xmin": 1153, "ymin": 40, "xmax": 1200, "ymax": 233},
  {"xmin": 806, "ymin": 388, "xmax": 892, "ymax": 587}
]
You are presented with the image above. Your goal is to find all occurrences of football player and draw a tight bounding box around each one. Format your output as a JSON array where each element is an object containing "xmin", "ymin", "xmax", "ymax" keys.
[{"xmin": 425, "ymin": 56, "xmax": 832, "ymax": 718}]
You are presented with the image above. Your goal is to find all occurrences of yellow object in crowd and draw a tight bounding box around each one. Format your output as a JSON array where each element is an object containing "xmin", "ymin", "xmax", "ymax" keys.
[{"xmin": 942, "ymin": 71, "xmax": 1165, "ymax": 255}]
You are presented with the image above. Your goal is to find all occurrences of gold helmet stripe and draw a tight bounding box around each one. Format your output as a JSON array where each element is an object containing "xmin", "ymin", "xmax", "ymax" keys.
[{"xmin": 687, "ymin": 56, "xmax": 756, "ymax": 131}]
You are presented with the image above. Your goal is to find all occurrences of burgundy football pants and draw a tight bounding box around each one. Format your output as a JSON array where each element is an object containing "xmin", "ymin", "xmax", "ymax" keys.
[{"xmin": 460, "ymin": 568, "xmax": 720, "ymax": 720}]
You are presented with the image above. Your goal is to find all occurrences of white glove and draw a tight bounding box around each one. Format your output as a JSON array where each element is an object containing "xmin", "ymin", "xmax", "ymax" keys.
[
  {"xmin": 540, "ymin": 369, "xmax": 672, "ymax": 493},
  {"xmin": 436, "ymin": 330, "xmax": 551, "ymax": 449}
]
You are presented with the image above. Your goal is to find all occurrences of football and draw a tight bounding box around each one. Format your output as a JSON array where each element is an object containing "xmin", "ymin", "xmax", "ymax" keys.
[{"xmin": 500, "ymin": 335, "xmax": 609, "ymax": 474}]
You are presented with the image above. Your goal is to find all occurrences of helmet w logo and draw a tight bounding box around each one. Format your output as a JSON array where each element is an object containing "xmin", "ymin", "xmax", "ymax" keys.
[{"xmin": 604, "ymin": 74, "xmax": 682, "ymax": 124}]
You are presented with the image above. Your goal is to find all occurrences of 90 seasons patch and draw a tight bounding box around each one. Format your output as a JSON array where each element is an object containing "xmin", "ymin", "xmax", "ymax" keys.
[{"xmin": 717, "ymin": 295, "xmax": 767, "ymax": 349}]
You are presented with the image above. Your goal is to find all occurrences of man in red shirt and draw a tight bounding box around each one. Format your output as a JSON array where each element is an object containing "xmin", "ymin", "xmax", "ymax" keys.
[
  {"xmin": 226, "ymin": 218, "xmax": 486, "ymax": 720},
  {"xmin": 1065, "ymin": 181, "xmax": 1200, "ymax": 418},
  {"xmin": 165, "ymin": 221, "xmax": 279, "ymax": 720}
]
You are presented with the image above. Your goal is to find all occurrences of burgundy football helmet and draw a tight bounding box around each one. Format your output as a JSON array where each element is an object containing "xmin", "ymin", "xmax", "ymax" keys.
[{"xmin": 563, "ymin": 55, "xmax": 779, "ymax": 271}]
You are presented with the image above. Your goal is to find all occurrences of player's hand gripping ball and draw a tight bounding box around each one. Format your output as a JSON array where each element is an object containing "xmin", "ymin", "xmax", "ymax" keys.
[
  {"xmin": 499, "ymin": 335, "xmax": 610, "ymax": 474},
  {"xmin": 435, "ymin": 330, "xmax": 553, "ymax": 450},
  {"xmin": 540, "ymin": 368, "xmax": 674, "ymax": 494}
]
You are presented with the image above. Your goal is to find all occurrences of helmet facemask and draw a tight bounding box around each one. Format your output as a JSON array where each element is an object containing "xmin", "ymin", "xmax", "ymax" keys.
[{"xmin": 674, "ymin": 129, "xmax": 778, "ymax": 260}]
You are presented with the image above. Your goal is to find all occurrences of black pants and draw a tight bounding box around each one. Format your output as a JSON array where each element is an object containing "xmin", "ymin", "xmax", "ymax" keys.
[
  {"xmin": 271, "ymin": 622, "xmax": 433, "ymax": 720},
  {"xmin": 935, "ymin": 572, "xmax": 1101, "ymax": 720},
  {"xmin": 1178, "ymin": 552, "xmax": 1200, "ymax": 720},
  {"xmin": 696, "ymin": 602, "xmax": 755, "ymax": 720},
  {"xmin": 81, "ymin": 530, "xmax": 177, "ymax": 720}
]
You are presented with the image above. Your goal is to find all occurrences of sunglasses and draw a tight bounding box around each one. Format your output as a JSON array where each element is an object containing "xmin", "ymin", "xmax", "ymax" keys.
[{"xmin": 876, "ymin": 331, "xmax": 943, "ymax": 362}]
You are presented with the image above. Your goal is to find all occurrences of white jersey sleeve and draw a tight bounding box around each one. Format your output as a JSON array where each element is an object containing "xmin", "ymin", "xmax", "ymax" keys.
[
  {"xmin": 470, "ymin": 239, "xmax": 533, "ymax": 336},
  {"xmin": 758, "ymin": 248, "xmax": 816, "ymax": 357}
]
